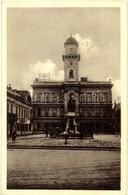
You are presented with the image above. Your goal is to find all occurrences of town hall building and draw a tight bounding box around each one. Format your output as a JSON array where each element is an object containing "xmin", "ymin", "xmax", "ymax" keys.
[{"xmin": 31, "ymin": 35, "xmax": 113, "ymax": 134}]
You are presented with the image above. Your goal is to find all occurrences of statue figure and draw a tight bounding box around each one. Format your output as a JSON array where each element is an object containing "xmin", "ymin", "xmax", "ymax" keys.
[{"xmin": 68, "ymin": 95, "xmax": 76, "ymax": 112}]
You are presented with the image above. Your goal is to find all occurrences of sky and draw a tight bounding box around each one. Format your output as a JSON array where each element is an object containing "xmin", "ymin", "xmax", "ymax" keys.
[{"xmin": 7, "ymin": 8, "xmax": 120, "ymax": 102}]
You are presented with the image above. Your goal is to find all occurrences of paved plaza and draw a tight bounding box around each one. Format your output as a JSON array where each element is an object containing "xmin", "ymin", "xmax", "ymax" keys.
[
  {"xmin": 7, "ymin": 134, "xmax": 120, "ymax": 190},
  {"xmin": 7, "ymin": 149, "xmax": 120, "ymax": 190}
]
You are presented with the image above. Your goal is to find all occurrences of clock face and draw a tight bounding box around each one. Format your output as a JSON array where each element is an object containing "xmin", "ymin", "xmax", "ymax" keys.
[{"xmin": 68, "ymin": 47, "xmax": 74, "ymax": 54}]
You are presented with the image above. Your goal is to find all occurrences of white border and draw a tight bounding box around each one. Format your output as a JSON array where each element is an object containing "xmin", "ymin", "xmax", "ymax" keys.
[{"xmin": 2, "ymin": 1, "xmax": 127, "ymax": 195}]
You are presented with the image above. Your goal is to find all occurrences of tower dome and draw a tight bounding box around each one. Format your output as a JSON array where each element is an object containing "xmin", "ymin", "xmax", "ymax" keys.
[
  {"xmin": 65, "ymin": 35, "xmax": 78, "ymax": 44},
  {"xmin": 63, "ymin": 34, "xmax": 80, "ymax": 82}
]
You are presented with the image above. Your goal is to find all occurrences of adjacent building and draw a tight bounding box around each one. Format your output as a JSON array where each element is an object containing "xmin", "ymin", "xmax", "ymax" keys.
[
  {"xmin": 31, "ymin": 35, "xmax": 113, "ymax": 134},
  {"xmin": 113, "ymin": 102, "xmax": 121, "ymax": 135},
  {"xmin": 7, "ymin": 84, "xmax": 33, "ymax": 136}
]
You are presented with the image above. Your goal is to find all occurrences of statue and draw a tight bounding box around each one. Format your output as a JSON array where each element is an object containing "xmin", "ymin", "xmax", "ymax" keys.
[{"xmin": 68, "ymin": 95, "xmax": 76, "ymax": 112}]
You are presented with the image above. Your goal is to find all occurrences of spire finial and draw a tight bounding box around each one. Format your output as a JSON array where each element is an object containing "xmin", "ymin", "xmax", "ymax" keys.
[{"xmin": 70, "ymin": 34, "xmax": 72, "ymax": 37}]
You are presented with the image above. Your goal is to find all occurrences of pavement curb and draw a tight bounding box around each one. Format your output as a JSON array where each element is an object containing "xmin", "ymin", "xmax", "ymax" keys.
[{"xmin": 7, "ymin": 145, "xmax": 120, "ymax": 151}]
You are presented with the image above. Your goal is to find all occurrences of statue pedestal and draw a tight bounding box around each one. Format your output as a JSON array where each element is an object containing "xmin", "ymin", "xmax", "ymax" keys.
[{"xmin": 67, "ymin": 112, "xmax": 75, "ymax": 116}]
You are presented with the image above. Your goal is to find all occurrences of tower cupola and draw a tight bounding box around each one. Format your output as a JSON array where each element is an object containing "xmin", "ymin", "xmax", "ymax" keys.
[
  {"xmin": 65, "ymin": 35, "xmax": 78, "ymax": 45},
  {"xmin": 62, "ymin": 35, "xmax": 80, "ymax": 82}
]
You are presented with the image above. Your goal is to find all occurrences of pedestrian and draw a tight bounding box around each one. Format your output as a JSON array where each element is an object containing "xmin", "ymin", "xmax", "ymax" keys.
[
  {"xmin": 12, "ymin": 129, "xmax": 17, "ymax": 143},
  {"xmin": 64, "ymin": 131, "xmax": 68, "ymax": 144},
  {"xmin": 45, "ymin": 128, "xmax": 49, "ymax": 137},
  {"xmin": 115, "ymin": 131, "xmax": 118, "ymax": 137},
  {"xmin": 50, "ymin": 126, "xmax": 53, "ymax": 138},
  {"xmin": 56, "ymin": 126, "xmax": 59, "ymax": 136},
  {"xmin": 64, "ymin": 134, "xmax": 68, "ymax": 144}
]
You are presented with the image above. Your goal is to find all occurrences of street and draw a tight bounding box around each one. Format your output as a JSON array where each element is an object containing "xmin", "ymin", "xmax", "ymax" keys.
[{"xmin": 7, "ymin": 149, "xmax": 120, "ymax": 190}]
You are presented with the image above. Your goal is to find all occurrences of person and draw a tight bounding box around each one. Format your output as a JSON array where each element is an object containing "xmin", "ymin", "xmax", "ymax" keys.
[
  {"xmin": 53, "ymin": 127, "xmax": 57, "ymax": 138},
  {"xmin": 12, "ymin": 129, "xmax": 17, "ymax": 143},
  {"xmin": 45, "ymin": 128, "xmax": 49, "ymax": 137},
  {"xmin": 64, "ymin": 134, "xmax": 68, "ymax": 144},
  {"xmin": 115, "ymin": 131, "xmax": 118, "ymax": 137},
  {"xmin": 50, "ymin": 126, "xmax": 53, "ymax": 138},
  {"xmin": 56, "ymin": 126, "xmax": 59, "ymax": 136},
  {"xmin": 64, "ymin": 131, "xmax": 68, "ymax": 144}
]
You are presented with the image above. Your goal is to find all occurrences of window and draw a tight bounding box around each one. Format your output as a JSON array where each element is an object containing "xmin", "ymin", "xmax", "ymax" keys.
[
  {"xmin": 80, "ymin": 94, "xmax": 85, "ymax": 103},
  {"xmin": 60, "ymin": 108, "xmax": 64, "ymax": 116},
  {"xmin": 95, "ymin": 107, "xmax": 100, "ymax": 116},
  {"xmin": 16, "ymin": 107, "xmax": 18, "ymax": 116},
  {"xmin": 37, "ymin": 108, "xmax": 41, "ymax": 117},
  {"xmin": 86, "ymin": 93, "xmax": 92, "ymax": 103},
  {"xmin": 80, "ymin": 107, "xmax": 84, "ymax": 116},
  {"xmin": 11, "ymin": 104, "xmax": 13, "ymax": 113},
  {"xmin": 22, "ymin": 108, "xmax": 24, "ymax": 117},
  {"xmin": 36, "ymin": 93, "xmax": 42, "ymax": 102},
  {"xmin": 29, "ymin": 124, "xmax": 31, "ymax": 131},
  {"xmin": 103, "ymin": 108, "xmax": 107, "ymax": 116},
  {"xmin": 87, "ymin": 107, "xmax": 92, "ymax": 116},
  {"xmin": 45, "ymin": 110, "xmax": 49, "ymax": 117},
  {"xmin": 102, "ymin": 93, "xmax": 107, "ymax": 102},
  {"xmin": 100, "ymin": 108, "xmax": 103, "ymax": 116},
  {"xmin": 24, "ymin": 109, "xmax": 26, "ymax": 118},
  {"xmin": 37, "ymin": 122, "xmax": 41, "ymax": 129},
  {"xmin": 69, "ymin": 69, "xmax": 74, "ymax": 78},
  {"xmin": 96, "ymin": 93, "xmax": 100, "ymax": 102},
  {"xmin": 45, "ymin": 93, "xmax": 50, "ymax": 103},
  {"xmin": 52, "ymin": 109, "xmax": 57, "ymax": 116},
  {"xmin": 51, "ymin": 93, "xmax": 57, "ymax": 103},
  {"xmin": 92, "ymin": 92, "xmax": 100, "ymax": 103},
  {"xmin": 103, "ymin": 107, "xmax": 110, "ymax": 116},
  {"xmin": 30, "ymin": 110, "xmax": 33, "ymax": 118},
  {"xmin": 19, "ymin": 108, "xmax": 21, "ymax": 117},
  {"xmin": 26, "ymin": 110, "xmax": 28, "ymax": 118},
  {"xmin": 33, "ymin": 109, "xmax": 36, "ymax": 117}
]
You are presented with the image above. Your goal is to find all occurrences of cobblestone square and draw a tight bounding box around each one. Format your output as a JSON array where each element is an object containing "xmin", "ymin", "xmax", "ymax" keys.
[{"xmin": 7, "ymin": 134, "xmax": 120, "ymax": 190}]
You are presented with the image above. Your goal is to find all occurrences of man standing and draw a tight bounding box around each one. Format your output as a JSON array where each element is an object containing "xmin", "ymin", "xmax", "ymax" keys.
[{"xmin": 12, "ymin": 129, "xmax": 17, "ymax": 143}]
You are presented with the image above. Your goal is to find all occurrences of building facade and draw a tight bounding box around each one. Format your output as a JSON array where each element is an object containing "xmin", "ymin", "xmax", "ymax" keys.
[
  {"xmin": 7, "ymin": 85, "xmax": 33, "ymax": 136},
  {"xmin": 32, "ymin": 36, "xmax": 113, "ymax": 134},
  {"xmin": 113, "ymin": 102, "xmax": 121, "ymax": 135}
]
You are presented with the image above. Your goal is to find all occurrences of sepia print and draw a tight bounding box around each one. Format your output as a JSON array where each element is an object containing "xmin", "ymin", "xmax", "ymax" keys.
[{"xmin": 2, "ymin": 1, "xmax": 127, "ymax": 195}]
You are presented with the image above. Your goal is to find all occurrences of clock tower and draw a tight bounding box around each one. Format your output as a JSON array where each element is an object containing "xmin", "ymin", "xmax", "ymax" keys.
[{"xmin": 62, "ymin": 35, "xmax": 80, "ymax": 82}]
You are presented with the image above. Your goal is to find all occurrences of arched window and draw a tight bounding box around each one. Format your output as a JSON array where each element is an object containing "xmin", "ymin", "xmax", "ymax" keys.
[
  {"xmin": 45, "ymin": 110, "xmax": 49, "ymax": 117},
  {"xmin": 69, "ymin": 69, "xmax": 74, "ymax": 78},
  {"xmin": 45, "ymin": 93, "xmax": 50, "ymax": 103},
  {"xmin": 80, "ymin": 93, "xmax": 84, "ymax": 103}
]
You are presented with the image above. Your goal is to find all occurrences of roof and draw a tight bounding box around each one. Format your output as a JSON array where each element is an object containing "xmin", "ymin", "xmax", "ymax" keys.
[
  {"xmin": 65, "ymin": 35, "xmax": 78, "ymax": 44},
  {"xmin": 7, "ymin": 87, "xmax": 32, "ymax": 106}
]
